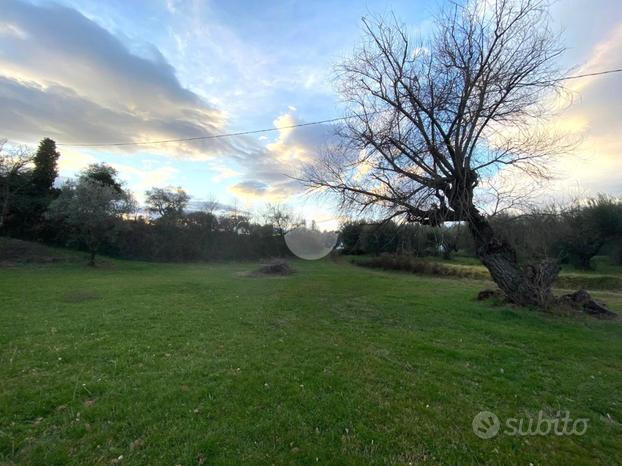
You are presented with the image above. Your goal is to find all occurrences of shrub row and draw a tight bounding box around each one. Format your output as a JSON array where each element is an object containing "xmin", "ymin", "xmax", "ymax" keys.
[
  {"xmin": 352, "ymin": 255, "xmax": 490, "ymax": 280},
  {"xmin": 352, "ymin": 254, "xmax": 622, "ymax": 290}
]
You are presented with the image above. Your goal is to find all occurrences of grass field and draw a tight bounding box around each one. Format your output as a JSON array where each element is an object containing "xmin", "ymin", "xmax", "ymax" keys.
[{"xmin": 1, "ymin": 257, "xmax": 622, "ymax": 465}]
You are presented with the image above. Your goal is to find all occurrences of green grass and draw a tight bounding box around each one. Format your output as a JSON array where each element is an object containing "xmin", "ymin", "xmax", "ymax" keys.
[{"xmin": 1, "ymin": 259, "xmax": 622, "ymax": 465}]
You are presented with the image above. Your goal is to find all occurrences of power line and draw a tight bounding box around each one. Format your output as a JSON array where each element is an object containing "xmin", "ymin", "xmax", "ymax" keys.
[
  {"xmin": 58, "ymin": 115, "xmax": 351, "ymax": 148},
  {"xmin": 57, "ymin": 67, "xmax": 622, "ymax": 148},
  {"xmin": 554, "ymin": 68, "xmax": 622, "ymax": 81}
]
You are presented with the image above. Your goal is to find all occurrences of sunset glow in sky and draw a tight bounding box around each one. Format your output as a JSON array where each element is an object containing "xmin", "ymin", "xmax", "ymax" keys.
[{"xmin": 1, "ymin": 0, "xmax": 620, "ymax": 225}]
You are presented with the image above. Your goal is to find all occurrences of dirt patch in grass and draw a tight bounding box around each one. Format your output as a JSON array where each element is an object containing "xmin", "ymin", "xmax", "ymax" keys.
[
  {"xmin": 61, "ymin": 290, "xmax": 102, "ymax": 303},
  {"xmin": 253, "ymin": 259, "xmax": 295, "ymax": 276}
]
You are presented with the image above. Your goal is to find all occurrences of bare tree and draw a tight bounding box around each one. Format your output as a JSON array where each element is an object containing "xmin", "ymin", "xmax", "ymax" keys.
[
  {"xmin": 304, "ymin": 0, "xmax": 569, "ymax": 306},
  {"xmin": 263, "ymin": 203, "xmax": 303, "ymax": 238},
  {"xmin": 0, "ymin": 139, "xmax": 34, "ymax": 230},
  {"xmin": 200, "ymin": 194, "xmax": 220, "ymax": 215}
]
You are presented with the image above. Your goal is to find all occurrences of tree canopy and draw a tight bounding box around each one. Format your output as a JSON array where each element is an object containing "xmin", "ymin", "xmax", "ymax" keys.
[
  {"xmin": 46, "ymin": 164, "xmax": 135, "ymax": 265},
  {"xmin": 304, "ymin": 0, "xmax": 568, "ymax": 307}
]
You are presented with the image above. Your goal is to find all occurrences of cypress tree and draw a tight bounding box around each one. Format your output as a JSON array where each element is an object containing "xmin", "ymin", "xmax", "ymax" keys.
[{"xmin": 32, "ymin": 138, "xmax": 60, "ymax": 196}]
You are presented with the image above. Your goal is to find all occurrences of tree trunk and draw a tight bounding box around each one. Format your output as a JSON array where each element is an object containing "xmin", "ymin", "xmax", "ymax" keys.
[
  {"xmin": 467, "ymin": 212, "xmax": 560, "ymax": 308},
  {"xmin": 575, "ymin": 254, "xmax": 594, "ymax": 270}
]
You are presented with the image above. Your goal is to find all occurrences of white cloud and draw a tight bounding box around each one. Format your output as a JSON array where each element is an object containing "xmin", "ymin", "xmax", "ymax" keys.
[
  {"xmin": 226, "ymin": 112, "xmax": 340, "ymax": 202},
  {"xmin": 0, "ymin": 21, "xmax": 28, "ymax": 39},
  {"xmin": 545, "ymin": 23, "xmax": 622, "ymax": 197},
  {"xmin": 110, "ymin": 163, "xmax": 179, "ymax": 203},
  {"xmin": 208, "ymin": 162, "xmax": 240, "ymax": 182},
  {"xmin": 0, "ymin": 0, "xmax": 230, "ymax": 157},
  {"xmin": 57, "ymin": 148, "xmax": 97, "ymax": 173},
  {"xmin": 486, "ymin": 21, "xmax": 622, "ymax": 206},
  {"xmin": 165, "ymin": 0, "xmax": 180, "ymax": 15}
]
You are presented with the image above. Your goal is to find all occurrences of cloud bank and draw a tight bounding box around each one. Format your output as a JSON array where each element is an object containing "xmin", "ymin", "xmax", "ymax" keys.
[
  {"xmin": 0, "ymin": 0, "xmax": 227, "ymax": 155},
  {"xmin": 228, "ymin": 113, "xmax": 340, "ymax": 201},
  {"xmin": 0, "ymin": 0, "xmax": 338, "ymax": 205}
]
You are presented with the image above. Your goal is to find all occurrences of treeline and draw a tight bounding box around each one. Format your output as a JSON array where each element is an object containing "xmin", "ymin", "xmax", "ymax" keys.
[
  {"xmin": 492, "ymin": 200, "xmax": 622, "ymax": 269},
  {"xmin": 1, "ymin": 138, "xmax": 295, "ymax": 264},
  {"xmin": 340, "ymin": 221, "xmax": 471, "ymax": 259},
  {"xmin": 2, "ymin": 138, "xmax": 621, "ymax": 268},
  {"xmin": 340, "ymin": 197, "xmax": 622, "ymax": 270}
]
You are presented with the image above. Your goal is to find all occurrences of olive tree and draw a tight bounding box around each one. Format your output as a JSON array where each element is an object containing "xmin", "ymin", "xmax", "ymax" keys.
[
  {"xmin": 304, "ymin": 0, "xmax": 569, "ymax": 307},
  {"xmin": 47, "ymin": 165, "xmax": 135, "ymax": 266}
]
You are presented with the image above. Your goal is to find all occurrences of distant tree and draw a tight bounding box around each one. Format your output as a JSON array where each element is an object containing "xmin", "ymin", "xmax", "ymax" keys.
[
  {"xmin": 339, "ymin": 220, "xmax": 460, "ymax": 257},
  {"xmin": 200, "ymin": 195, "xmax": 220, "ymax": 215},
  {"xmin": 46, "ymin": 165, "xmax": 135, "ymax": 266},
  {"xmin": 31, "ymin": 138, "xmax": 60, "ymax": 196},
  {"xmin": 81, "ymin": 163, "xmax": 123, "ymax": 193},
  {"xmin": 6, "ymin": 137, "xmax": 62, "ymax": 236},
  {"xmin": 263, "ymin": 203, "xmax": 303, "ymax": 238},
  {"xmin": 181, "ymin": 211, "xmax": 218, "ymax": 259},
  {"xmin": 561, "ymin": 196, "xmax": 622, "ymax": 269},
  {"xmin": 340, "ymin": 221, "xmax": 364, "ymax": 254},
  {"xmin": 219, "ymin": 213, "xmax": 251, "ymax": 235},
  {"xmin": 395, "ymin": 223, "xmax": 418, "ymax": 255},
  {"xmin": 145, "ymin": 187, "xmax": 190, "ymax": 222},
  {"xmin": 490, "ymin": 206, "xmax": 566, "ymax": 262},
  {"xmin": 0, "ymin": 140, "xmax": 34, "ymax": 230},
  {"xmin": 359, "ymin": 221, "xmax": 399, "ymax": 255},
  {"xmin": 184, "ymin": 211, "xmax": 218, "ymax": 232},
  {"xmin": 437, "ymin": 224, "xmax": 464, "ymax": 260}
]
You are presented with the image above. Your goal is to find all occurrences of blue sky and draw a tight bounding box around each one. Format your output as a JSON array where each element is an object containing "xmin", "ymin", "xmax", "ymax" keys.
[{"xmin": 1, "ymin": 0, "xmax": 621, "ymax": 226}]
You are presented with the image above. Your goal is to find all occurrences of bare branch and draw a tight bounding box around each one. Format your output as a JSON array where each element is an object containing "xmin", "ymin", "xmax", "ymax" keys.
[{"xmin": 304, "ymin": 0, "xmax": 567, "ymax": 228}]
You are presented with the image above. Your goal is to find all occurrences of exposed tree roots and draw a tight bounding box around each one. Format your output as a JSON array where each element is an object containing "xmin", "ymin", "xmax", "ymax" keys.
[
  {"xmin": 478, "ymin": 286, "xmax": 617, "ymax": 319},
  {"xmin": 558, "ymin": 289, "xmax": 617, "ymax": 319}
]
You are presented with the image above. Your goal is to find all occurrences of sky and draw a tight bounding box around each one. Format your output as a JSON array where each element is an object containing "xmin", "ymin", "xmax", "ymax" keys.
[{"xmin": 1, "ymin": 0, "xmax": 621, "ymax": 228}]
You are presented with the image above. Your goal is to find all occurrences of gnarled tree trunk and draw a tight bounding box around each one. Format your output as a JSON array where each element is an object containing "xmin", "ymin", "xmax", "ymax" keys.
[{"xmin": 467, "ymin": 212, "xmax": 560, "ymax": 308}]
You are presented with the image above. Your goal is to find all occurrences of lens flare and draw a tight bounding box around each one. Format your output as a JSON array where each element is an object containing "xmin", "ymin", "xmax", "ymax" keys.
[{"xmin": 284, "ymin": 227, "xmax": 338, "ymax": 260}]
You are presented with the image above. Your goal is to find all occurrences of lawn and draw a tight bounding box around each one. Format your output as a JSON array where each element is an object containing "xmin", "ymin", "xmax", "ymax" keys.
[{"xmin": 1, "ymin": 258, "xmax": 621, "ymax": 465}]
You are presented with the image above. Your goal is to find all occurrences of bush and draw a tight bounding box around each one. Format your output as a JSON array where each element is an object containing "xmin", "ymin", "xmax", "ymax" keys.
[
  {"xmin": 353, "ymin": 254, "xmax": 489, "ymax": 280},
  {"xmin": 353, "ymin": 254, "xmax": 622, "ymax": 291}
]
